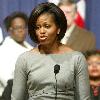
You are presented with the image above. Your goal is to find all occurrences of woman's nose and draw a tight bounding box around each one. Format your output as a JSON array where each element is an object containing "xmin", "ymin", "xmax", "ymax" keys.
[{"xmin": 40, "ymin": 27, "xmax": 45, "ymax": 34}]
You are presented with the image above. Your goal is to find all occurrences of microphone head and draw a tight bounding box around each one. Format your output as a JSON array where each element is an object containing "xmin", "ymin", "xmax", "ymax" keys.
[{"xmin": 54, "ymin": 64, "xmax": 60, "ymax": 74}]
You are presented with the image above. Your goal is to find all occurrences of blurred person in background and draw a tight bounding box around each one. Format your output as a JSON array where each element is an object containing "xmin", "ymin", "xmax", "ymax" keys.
[
  {"xmin": 0, "ymin": 11, "xmax": 33, "ymax": 99},
  {"xmin": 58, "ymin": 0, "xmax": 96, "ymax": 52},
  {"xmin": 84, "ymin": 50, "xmax": 100, "ymax": 100}
]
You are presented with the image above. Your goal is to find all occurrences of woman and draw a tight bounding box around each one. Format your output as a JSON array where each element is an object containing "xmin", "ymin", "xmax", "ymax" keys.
[
  {"xmin": 85, "ymin": 50, "xmax": 100, "ymax": 100},
  {"xmin": 11, "ymin": 2, "xmax": 90, "ymax": 100}
]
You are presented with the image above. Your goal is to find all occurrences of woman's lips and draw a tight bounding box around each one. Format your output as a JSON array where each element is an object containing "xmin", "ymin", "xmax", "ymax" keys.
[{"xmin": 39, "ymin": 36, "xmax": 47, "ymax": 41}]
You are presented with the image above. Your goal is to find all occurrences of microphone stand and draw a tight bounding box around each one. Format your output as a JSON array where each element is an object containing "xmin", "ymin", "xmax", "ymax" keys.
[{"xmin": 55, "ymin": 73, "xmax": 57, "ymax": 100}]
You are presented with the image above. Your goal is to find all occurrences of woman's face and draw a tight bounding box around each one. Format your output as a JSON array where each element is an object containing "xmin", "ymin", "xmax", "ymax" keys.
[
  {"xmin": 35, "ymin": 13, "xmax": 60, "ymax": 46},
  {"xmin": 87, "ymin": 55, "xmax": 100, "ymax": 78}
]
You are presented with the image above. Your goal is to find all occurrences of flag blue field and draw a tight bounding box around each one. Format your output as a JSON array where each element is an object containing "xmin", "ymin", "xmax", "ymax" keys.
[{"xmin": 85, "ymin": 0, "xmax": 100, "ymax": 49}]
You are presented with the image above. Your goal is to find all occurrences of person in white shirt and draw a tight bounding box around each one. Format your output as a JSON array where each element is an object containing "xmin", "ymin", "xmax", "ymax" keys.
[{"xmin": 0, "ymin": 11, "xmax": 33, "ymax": 97}]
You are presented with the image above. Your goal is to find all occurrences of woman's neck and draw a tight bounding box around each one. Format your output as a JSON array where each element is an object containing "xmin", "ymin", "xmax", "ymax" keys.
[{"xmin": 38, "ymin": 42, "xmax": 61, "ymax": 54}]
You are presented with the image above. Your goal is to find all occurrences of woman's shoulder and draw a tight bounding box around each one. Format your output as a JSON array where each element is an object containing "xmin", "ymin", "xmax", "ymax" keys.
[
  {"xmin": 63, "ymin": 45, "xmax": 86, "ymax": 62},
  {"xmin": 17, "ymin": 47, "xmax": 39, "ymax": 59},
  {"xmin": 60, "ymin": 44, "xmax": 83, "ymax": 56}
]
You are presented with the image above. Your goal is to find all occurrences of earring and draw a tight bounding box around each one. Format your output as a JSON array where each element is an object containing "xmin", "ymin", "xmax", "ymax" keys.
[
  {"xmin": 57, "ymin": 32, "xmax": 59, "ymax": 34},
  {"xmin": 57, "ymin": 29, "xmax": 60, "ymax": 34}
]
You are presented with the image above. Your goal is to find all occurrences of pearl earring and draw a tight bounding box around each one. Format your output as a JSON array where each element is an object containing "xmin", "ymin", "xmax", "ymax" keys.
[
  {"xmin": 57, "ymin": 31, "xmax": 59, "ymax": 34},
  {"xmin": 57, "ymin": 29, "xmax": 60, "ymax": 34}
]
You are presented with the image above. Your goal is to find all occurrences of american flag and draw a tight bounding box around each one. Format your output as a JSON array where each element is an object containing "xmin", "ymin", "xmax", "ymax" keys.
[{"xmin": 75, "ymin": 0, "xmax": 86, "ymax": 28}]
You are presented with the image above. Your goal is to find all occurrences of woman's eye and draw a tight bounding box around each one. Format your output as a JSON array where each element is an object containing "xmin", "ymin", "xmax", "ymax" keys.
[
  {"xmin": 45, "ymin": 25, "xmax": 50, "ymax": 28},
  {"xmin": 35, "ymin": 26, "xmax": 40, "ymax": 30}
]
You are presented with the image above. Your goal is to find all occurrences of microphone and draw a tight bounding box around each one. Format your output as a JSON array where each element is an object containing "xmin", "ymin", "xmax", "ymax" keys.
[
  {"xmin": 54, "ymin": 64, "xmax": 60, "ymax": 100},
  {"xmin": 54, "ymin": 64, "xmax": 60, "ymax": 75}
]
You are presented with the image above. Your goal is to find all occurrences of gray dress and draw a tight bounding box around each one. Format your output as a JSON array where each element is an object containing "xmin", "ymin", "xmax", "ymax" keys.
[{"xmin": 11, "ymin": 51, "xmax": 91, "ymax": 100}]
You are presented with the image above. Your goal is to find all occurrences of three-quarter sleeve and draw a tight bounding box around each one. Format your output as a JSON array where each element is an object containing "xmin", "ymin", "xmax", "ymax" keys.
[
  {"xmin": 11, "ymin": 54, "xmax": 28, "ymax": 100},
  {"xmin": 74, "ymin": 53, "xmax": 91, "ymax": 100}
]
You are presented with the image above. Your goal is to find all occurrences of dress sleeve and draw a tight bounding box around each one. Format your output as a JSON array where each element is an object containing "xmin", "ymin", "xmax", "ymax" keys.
[
  {"xmin": 74, "ymin": 53, "xmax": 91, "ymax": 100},
  {"xmin": 11, "ymin": 54, "xmax": 28, "ymax": 100}
]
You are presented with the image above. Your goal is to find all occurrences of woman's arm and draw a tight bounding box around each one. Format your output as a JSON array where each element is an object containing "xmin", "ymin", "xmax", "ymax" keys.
[
  {"xmin": 11, "ymin": 54, "xmax": 27, "ymax": 100},
  {"xmin": 74, "ymin": 53, "xmax": 91, "ymax": 100}
]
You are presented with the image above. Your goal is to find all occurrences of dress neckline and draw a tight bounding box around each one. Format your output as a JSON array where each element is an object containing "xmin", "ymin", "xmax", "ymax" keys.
[{"xmin": 29, "ymin": 49, "xmax": 78, "ymax": 56}]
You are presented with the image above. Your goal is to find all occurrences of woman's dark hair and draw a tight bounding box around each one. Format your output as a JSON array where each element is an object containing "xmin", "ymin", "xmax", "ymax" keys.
[
  {"xmin": 4, "ymin": 11, "xmax": 28, "ymax": 32},
  {"xmin": 28, "ymin": 2, "xmax": 67, "ymax": 43}
]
